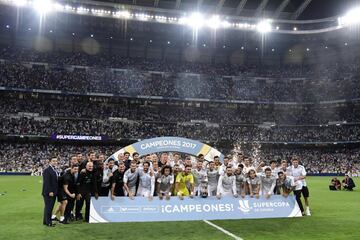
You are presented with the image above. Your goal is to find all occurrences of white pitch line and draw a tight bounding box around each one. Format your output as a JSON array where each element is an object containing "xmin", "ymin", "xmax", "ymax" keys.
[{"xmin": 203, "ymin": 220, "xmax": 244, "ymax": 240}]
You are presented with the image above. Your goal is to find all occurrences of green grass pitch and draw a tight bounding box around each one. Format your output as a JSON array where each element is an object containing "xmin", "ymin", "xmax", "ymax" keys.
[{"xmin": 0, "ymin": 176, "xmax": 358, "ymax": 240}]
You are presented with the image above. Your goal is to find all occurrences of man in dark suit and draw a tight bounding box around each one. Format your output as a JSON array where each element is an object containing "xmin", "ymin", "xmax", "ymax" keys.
[{"xmin": 42, "ymin": 157, "xmax": 59, "ymax": 227}]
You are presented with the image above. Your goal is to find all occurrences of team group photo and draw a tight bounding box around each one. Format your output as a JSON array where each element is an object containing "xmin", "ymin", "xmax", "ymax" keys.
[{"xmin": 0, "ymin": 0, "xmax": 359, "ymax": 239}]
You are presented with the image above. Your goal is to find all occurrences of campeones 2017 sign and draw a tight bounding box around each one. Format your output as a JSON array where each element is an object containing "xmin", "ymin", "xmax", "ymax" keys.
[
  {"xmin": 90, "ymin": 196, "xmax": 302, "ymax": 223},
  {"xmin": 109, "ymin": 137, "xmax": 224, "ymax": 162}
]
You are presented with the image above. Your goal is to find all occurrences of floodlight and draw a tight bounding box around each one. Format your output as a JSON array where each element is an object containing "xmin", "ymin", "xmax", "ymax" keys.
[
  {"xmin": 116, "ymin": 10, "xmax": 131, "ymax": 19},
  {"xmin": 257, "ymin": 19, "xmax": 272, "ymax": 33},
  {"xmin": 207, "ymin": 15, "xmax": 221, "ymax": 29},
  {"xmin": 13, "ymin": 0, "xmax": 27, "ymax": 7},
  {"xmin": 339, "ymin": 7, "xmax": 360, "ymax": 26},
  {"xmin": 187, "ymin": 12, "xmax": 204, "ymax": 29},
  {"xmin": 33, "ymin": 0, "xmax": 54, "ymax": 14},
  {"xmin": 221, "ymin": 20, "xmax": 231, "ymax": 28}
]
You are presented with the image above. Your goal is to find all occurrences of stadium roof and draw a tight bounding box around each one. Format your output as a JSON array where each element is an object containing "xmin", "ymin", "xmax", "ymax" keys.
[{"xmin": 72, "ymin": 0, "xmax": 357, "ymax": 20}]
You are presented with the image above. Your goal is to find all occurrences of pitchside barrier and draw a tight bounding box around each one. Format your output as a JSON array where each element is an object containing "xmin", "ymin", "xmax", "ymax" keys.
[{"xmin": 89, "ymin": 195, "xmax": 302, "ymax": 223}]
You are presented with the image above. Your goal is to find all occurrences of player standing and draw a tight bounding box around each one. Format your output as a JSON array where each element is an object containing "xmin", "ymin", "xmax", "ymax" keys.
[
  {"xmin": 124, "ymin": 161, "xmax": 139, "ymax": 199},
  {"xmin": 156, "ymin": 166, "xmax": 174, "ymax": 200},
  {"xmin": 247, "ymin": 169, "xmax": 260, "ymax": 198},
  {"xmin": 175, "ymin": 165, "xmax": 195, "ymax": 200},
  {"xmin": 291, "ymin": 158, "xmax": 311, "ymax": 216},
  {"xmin": 216, "ymin": 166, "xmax": 238, "ymax": 199},
  {"xmin": 207, "ymin": 161, "xmax": 219, "ymax": 196},
  {"xmin": 260, "ymin": 167, "xmax": 276, "ymax": 198},
  {"xmin": 136, "ymin": 162, "xmax": 155, "ymax": 200}
]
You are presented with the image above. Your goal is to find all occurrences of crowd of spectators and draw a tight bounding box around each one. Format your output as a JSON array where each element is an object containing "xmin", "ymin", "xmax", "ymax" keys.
[
  {"xmin": 1, "ymin": 115, "xmax": 360, "ymax": 142},
  {"xmin": 2, "ymin": 96, "xmax": 360, "ymax": 124},
  {"xmin": 1, "ymin": 47, "xmax": 360, "ymax": 102},
  {"xmin": 1, "ymin": 46, "xmax": 360, "ymax": 176},
  {"xmin": 0, "ymin": 143, "xmax": 359, "ymax": 175}
]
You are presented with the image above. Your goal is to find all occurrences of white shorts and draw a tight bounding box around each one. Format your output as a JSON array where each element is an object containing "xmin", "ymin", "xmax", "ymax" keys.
[{"xmin": 136, "ymin": 188, "xmax": 152, "ymax": 197}]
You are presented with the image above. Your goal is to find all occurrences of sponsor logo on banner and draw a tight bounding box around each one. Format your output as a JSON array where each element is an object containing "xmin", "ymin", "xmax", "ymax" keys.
[{"xmin": 238, "ymin": 200, "xmax": 251, "ymax": 213}]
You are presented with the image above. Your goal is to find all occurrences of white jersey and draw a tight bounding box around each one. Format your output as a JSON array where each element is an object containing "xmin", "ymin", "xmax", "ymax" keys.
[
  {"xmin": 137, "ymin": 169, "xmax": 155, "ymax": 197},
  {"xmin": 235, "ymin": 173, "xmax": 246, "ymax": 195},
  {"xmin": 157, "ymin": 175, "xmax": 174, "ymax": 194},
  {"xmin": 217, "ymin": 174, "xmax": 237, "ymax": 196},
  {"xmin": 192, "ymin": 168, "xmax": 207, "ymax": 187},
  {"xmin": 124, "ymin": 168, "xmax": 139, "ymax": 189},
  {"xmin": 207, "ymin": 169, "xmax": 219, "ymax": 187},
  {"xmin": 260, "ymin": 175, "xmax": 276, "ymax": 195},
  {"xmin": 291, "ymin": 165, "xmax": 307, "ymax": 190},
  {"xmin": 247, "ymin": 176, "xmax": 261, "ymax": 194},
  {"xmin": 207, "ymin": 169, "xmax": 219, "ymax": 196},
  {"xmin": 276, "ymin": 176, "xmax": 296, "ymax": 194},
  {"xmin": 192, "ymin": 168, "xmax": 207, "ymax": 196}
]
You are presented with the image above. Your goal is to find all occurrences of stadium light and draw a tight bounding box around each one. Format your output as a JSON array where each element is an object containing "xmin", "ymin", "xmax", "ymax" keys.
[
  {"xmin": 257, "ymin": 19, "xmax": 272, "ymax": 33},
  {"xmin": 207, "ymin": 15, "xmax": 221, "ymax": 29},
  {"xmin": 13, "ymin": 0, "xmax": 27, "ymax": 7},
  {"xmin": 187, "ymin": 12, "xmax": 204, "ymax": 29},
  {"xmin": 221, "ymin": 20, "xmax": 231, "ymax": 28},
  {"xmin": 339, "ymin": 7, "xmax": 360, "ymax": 26},
  {"xmin": 33, "ymin": 0, "xmax": 54, "ymax": 14}
]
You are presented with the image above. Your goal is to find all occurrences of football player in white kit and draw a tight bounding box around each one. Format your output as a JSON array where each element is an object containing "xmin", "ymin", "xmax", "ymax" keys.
[
  {"xmin": 260, "ymin": 167, "xmax": 276, "ymax": 198},
  {"xmin": 136, "ymin": 162, "xmax": 155, "ymax": 200},
  {"xmin": 124, "ymin": 161, "xmax": 139, "ymax": 199},
  {"xmin": 192, "ymin": 161, "xmax": 207, "ymax": 196},
  {"xmin": 207, "ymin": 161, "xmax": 219, "ymax": 196},
  {"xmin": 247, "ymin": 169, "xmax": 261, "ymax": 199},
  {"xmin": 216, "ymin": 166, "xmax": 238, "ymax": 199},
  {"xmin": 291, "ymin": 158, "xmax": 311, "ymax": 216},
  {"xmin": 276, "ymin": 171, "xmax": 295, "ymax": 197},
  {"xmin": 157, "ymin": 165, "xmax": 174, "ymax": 200},
  {"xmin": 234, "ymin": 164, "xmax": 246, "ymax": 198}
]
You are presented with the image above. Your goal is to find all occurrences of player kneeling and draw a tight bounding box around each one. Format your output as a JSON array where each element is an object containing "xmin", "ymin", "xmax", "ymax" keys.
[
  {"xmin": 276, "ymin": 171, "xmax": 295, "ymax": 197},
  {"xmin": 216, "ymin": 166, "xmax": 238, "ymax": 199}
]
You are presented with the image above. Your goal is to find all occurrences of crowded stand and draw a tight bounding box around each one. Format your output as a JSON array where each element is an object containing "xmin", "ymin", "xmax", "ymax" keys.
[
  {"xmin": 1, "ymin": 47, "xmax": 360, "ymax": 102},
  {"xmin": 0, "ymin": 46, "xmax": 359, "ymax": 178},
  {"xmin": 0, "ymin": 45, "xmax": 360, "ymax": 180},
  {"xmin": 1, "ymin": 116, "xmax": 360, "ymax": 142},
  {"xmin": 2, "ymin": 95, "xmax": 360, "ymax": 124},
  {"xmin": 0, "ymin": 143, "xmax": 359, "ymax": 176}
]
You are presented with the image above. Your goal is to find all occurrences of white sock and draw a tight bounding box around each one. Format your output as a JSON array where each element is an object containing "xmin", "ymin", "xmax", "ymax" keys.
[
  {"xmin": 51, "ymin": 214, "xmax": 56, "ymax": 219},
  {"xmin": 60, "ymin": 216, "xmax": 65, "ymax": 221}
]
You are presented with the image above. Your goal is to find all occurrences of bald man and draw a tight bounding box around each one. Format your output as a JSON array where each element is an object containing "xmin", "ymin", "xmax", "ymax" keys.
[{"xmin": 76, "ymin": 162, "xmax": 98, "ymax": 222}]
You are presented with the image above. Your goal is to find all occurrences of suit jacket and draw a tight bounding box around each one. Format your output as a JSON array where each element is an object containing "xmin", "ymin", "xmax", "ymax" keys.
[
  {"xmin": 42, "ymin": 166, "xmax": 58, "ymax": 196},
  {"xmin": 348, "ymin": 178, "xmax": 356, "ymax": 188}
]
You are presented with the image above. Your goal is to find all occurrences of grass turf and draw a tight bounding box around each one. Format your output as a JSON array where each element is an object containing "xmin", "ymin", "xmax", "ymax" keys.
[{"xmin": 0, "ymin": 176, "xmax": 358, "ymax": 240}]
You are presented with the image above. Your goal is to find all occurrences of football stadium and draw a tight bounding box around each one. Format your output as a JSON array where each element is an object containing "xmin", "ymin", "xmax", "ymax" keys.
[{"xmin": 0, "ymin": 0, "xmax": 359, "ymax": 239}]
